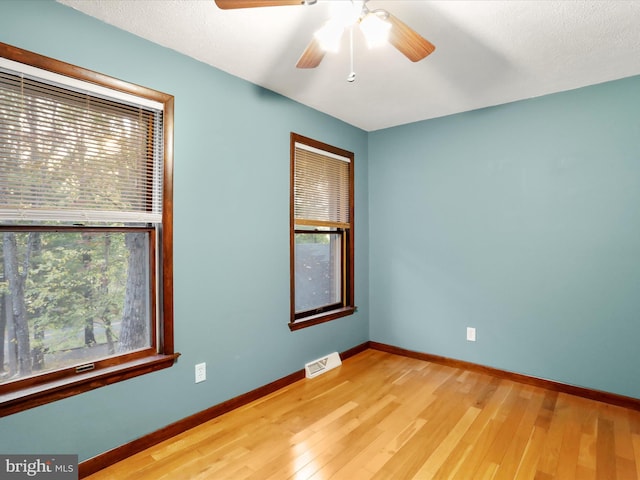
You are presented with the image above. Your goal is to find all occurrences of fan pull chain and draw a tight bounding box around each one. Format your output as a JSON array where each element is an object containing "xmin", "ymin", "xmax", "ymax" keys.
[{"xmin": 347, "ymin": 26, "xmax": 356, "ymax": 83}]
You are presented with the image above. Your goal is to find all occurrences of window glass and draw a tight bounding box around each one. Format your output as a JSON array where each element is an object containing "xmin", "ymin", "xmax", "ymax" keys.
[
  {"xmin": 294, "ymin": 230, "xmax": 342, "ymax": 314},
  {"xmin": 1, "ymin": 230, "xmax": 150, "ymax": 382}
]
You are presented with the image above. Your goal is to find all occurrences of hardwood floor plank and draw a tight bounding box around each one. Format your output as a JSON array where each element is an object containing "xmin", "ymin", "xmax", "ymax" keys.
[
  {"xmin": 411, "ymin": 405, "xmax": 481, "ymax": 479},
  {"xmin": 596, "ymin": 416, "xmax": 617, "ymax": 480},
  {"xmin": 535, "ymin": 392, "xmax": 568, "ymax": 477},
  {"xmin": 494, "ymin": 387, "xmax": 546, "ymax": 480},
  {"xmin": 361, "ymin": 416, "xmax": 428, "ymax": 475},
  {"xmin": 430, "ymin": 441, "xmax": 473, "ymax": 480},
  {"xmin": 534, "ymin": 471, "xmax": 555, "ymax": 480},
  {"xmin": 513, "ymin": 426, "xmax": 547, "ymax": 480},
  {"xmin": 86, "ymin": 350, "xmax": 640, "ymax": 480},
  {"xmin": 370, "ymin": 369, "xmax": 482, "ymax": 478},
  {"xmin": 477, "ymin": 461, "xmax": 500, "ymax": 480},
  {"xmin": 431, "ymin": 381, "xmax": 514, "ymax": 479},
  {"xmin": 632, "ymin": 434, "xmax": 640, "ymax": 479},
  {"xmin": 485, "ymin": 393, "xmax": 529, "ymax": 466},
  {"xmin": 175, "ymin": 446, "xmax": 252, "ymax": 480},
  {"xmin": 554, "ymin": 397, "xmax": 583, "ymax": 480},
  {"xmin": 535, "ymin": 390, "xmax": 559, "ymax": 431},
  {"xmin": 338, "ymin": 417, "xmax": 426, "ymax": 479},
  {"xmin": 448, "ymin": 386, "xmax": 518, "ymax": 478},
  {"xmin": 574, "ymin": 465, "xmax": 597, "ymax": 480},
  {"xmin": 305, "ymin": 402, "xmax": 397, "ymax": 479},
  {"xmin": 614, "ymin": 405, "xmax": 638, "ymax": 477}
]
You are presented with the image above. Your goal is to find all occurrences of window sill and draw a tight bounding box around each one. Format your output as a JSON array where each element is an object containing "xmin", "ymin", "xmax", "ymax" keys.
[
  {"xmin": 0, "ymin": 352, "xmax": 180, "ymax": 418},
  {"xmin": 289, "ymin": 306, "xmax": 357, "ymax": 331}
]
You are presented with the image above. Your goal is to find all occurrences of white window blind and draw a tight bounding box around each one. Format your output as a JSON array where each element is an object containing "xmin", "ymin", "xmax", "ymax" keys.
[
  {"xmin": 294, "ymin": 142, "xmax": 350, "ymax": 228},
  {"xmin": 0, "ymin": 64, "xmax": 163, "ymax": 224}
]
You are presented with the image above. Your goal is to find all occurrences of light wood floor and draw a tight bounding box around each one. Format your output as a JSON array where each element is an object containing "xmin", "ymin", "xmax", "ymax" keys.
[{"xmin": 87, "ymin": 349, "xmax": 640, "ymax": 479}]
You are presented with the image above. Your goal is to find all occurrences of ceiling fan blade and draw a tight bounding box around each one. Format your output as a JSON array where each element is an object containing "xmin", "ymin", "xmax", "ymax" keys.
[
  {"xmin": 387, "ymin": 13, "xmax": 435, "ymax": 62},
  {"xmin": 215, "ymin": 0, "xmax": 304, "ymax": 9},
  {"xmin": 296, "ymin": 38, "xmax": 326, "ymax": 69}
]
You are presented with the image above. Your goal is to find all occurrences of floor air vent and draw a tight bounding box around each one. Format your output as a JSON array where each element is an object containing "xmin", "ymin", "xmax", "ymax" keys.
[{"xmin": 305, "ymin": 352, "xmax": 342, "ymax": 379}]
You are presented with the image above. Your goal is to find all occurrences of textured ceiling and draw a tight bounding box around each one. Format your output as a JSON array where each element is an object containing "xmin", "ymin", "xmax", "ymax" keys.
[{"xmin": 57, "ymin": 0, "xmax": 640, "ymax": 131}]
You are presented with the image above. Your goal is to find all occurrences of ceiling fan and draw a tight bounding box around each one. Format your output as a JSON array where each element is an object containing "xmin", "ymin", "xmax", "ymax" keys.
[{"xmin": 214, "ymin": 0, "xmax": 435, "ymax": 70}]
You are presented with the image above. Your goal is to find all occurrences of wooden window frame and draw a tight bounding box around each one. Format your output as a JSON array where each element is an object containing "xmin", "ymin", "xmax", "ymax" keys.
[
  {"xmin": 290, "ymin": 133, "xmax": 355, "ymax": 331},
  {"xmin": 0, "ymin": 42, "xmax": 178, "ymax": 418}
]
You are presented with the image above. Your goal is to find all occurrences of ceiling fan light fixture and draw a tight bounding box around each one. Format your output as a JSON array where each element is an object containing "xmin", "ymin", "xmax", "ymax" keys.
[
  {"xmin": 314, "ymin": 20, "xmax": 345, "ymax": 52},
  {"xmin": 220, "ymin": 0, "xmax": 436, "ymax": 70},
  {"xmin": 359, "ymin": 12, "xmax": 391, "ymax": 48}
]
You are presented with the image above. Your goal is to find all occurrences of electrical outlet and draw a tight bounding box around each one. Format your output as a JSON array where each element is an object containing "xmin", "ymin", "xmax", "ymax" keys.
[
  {"xmin": 466, "ymin": 327, "xmax": 476, "ymax": 342},
  {"xmin": 195, "ymin": 362, "xmax": 206, "ymax": 383}
]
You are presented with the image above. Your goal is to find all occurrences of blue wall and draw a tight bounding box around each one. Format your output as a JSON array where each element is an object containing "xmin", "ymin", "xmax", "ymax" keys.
[
  {"xmin": 0, "ymin": 0, "xmax": 369, "ymax": 461},
  {"xmin": 369, "ymin": 75, "xmax": 640, "ymax": 398}
]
